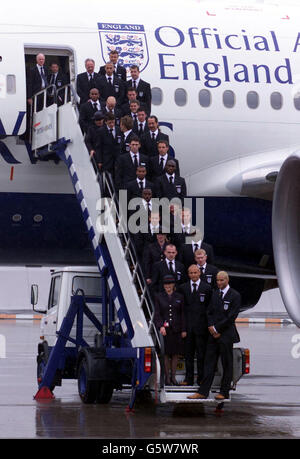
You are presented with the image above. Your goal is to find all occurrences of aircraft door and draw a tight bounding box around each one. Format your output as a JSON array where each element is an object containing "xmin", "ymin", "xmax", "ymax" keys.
[{"xmin": 0, "ymin": 39, "xmax": 27, "ymax": 135}]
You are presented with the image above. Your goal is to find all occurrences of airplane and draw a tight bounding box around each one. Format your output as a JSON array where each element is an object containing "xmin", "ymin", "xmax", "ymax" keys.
[{"xmin": 0, "ymin": 0, "xmax": 299, "ymax": 324}]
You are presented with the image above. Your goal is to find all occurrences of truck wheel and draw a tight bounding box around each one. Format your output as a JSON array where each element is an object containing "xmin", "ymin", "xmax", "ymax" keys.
[
  {"xmin": 96, "ymin": 381, "xmax": 114, "ymax": 404},
  {"xmin": 77, "ymin": 358, "xmax": 98, "ymax": 404},
  {"xmin": 37, "ymin": 353, "xmax": 55, "ymax": 392}
]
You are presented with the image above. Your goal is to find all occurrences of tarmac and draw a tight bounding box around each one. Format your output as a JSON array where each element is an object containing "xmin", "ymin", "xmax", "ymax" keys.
[{"xmin": 0, "ymin": 309, "xmax": 296, "ymax": 325}]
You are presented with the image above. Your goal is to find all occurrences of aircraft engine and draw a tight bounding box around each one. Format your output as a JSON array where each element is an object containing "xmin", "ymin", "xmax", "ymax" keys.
[{"xmin": 272, "ymin": 153, "xmax": 300, "ymax": 327}]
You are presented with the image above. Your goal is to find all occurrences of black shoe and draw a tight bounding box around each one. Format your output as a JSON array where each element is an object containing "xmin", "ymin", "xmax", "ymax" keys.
[{"xmin": 171, "ymin": 378, "xmax": 178, "ymax": 386}]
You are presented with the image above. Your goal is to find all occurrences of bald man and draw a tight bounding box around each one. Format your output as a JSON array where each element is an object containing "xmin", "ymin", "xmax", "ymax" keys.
[{"xmin": 188, "ymin": 271, "xmax": 241, "ymax": 400}]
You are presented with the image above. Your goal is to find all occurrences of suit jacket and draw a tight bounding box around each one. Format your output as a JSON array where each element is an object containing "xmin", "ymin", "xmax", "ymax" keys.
[
  {"xmin": 95, "ymin": 125, "xmax": 122, "ymax": 172},
  {"xmin": 76, "ymin": 72, "xmax": 100, "ymax": 104},
  {"xmin": 154, "ymin": 291, "xmax": 186, "ymax": 334},
  {"xmin": 151, "ymin": 259, "xmax": 187, "ymax": 293},
  {"xmin": 115, "ymin": 152, "xmax": 149, "ymax": 189},
  {"xmin": 140, "ymin": 131, "xmax": 169, "ymax": 157},
  {"xmin": 207, "ymin": 288, "xmax": 241, "ymax": 343},
  {"xmin": 47, "ymin": 71, "xmax": 69, "ymax": 104},
  {"xmin": 125, "ymin": 178, "xmax": 155, "ymax": 200},
  {"xmin": 99, "ymin": 63, "xmax": 127, "ymax": 82},
  {"xmin": 96, "ymin": 75, "xmax": 125, "ymax": 106},
  {"xmin": 142, "ymin": 240, "xmax": 168, "ymax": 278},
  {"xmin": 126, "ymin": 79, "xmax": 152, "ymax": 115},
  {"xmin": 155, "ymin": 174, "xmax": 187, "ymax": 200},
  {"xmin": 133, "ymin": 121, "xmax": 149, "ymax": 138},
  {"xmin": 27, "ymin": 65, "xmax": 49, "ymax": 99},
  {"xmin": 178, "ymin": 281, "xmax": 212, "ymax": 333},
  {"xmin": 178, "ymin": 242, "xmax": 215, "ymax": 267},
  {"xmin": 199, "ymin": 263, "xmax": 219, "ymax": 289},
  {"xmin": 79, "ymin": 100, "xmax": 102, "ymax": 133},
  {"xmin": 150, "ymin": 154, "xmax": 180, "ymax": 180},
  {"xmin": 120, "ymin": 130, "xmax": 139, "ymax": 155}
]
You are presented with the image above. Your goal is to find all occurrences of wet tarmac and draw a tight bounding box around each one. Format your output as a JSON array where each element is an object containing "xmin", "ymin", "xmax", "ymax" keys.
[{"xmin": 0, "ymin": 319, "xmax": 299, "ymax": 439}]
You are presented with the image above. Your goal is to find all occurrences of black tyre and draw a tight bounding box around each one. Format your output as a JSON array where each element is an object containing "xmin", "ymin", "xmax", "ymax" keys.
[
  {"xmin": 96, "ymin": 381, "xmax": 114, "ymax": 404},
  {"xmin": 36, "ymin": 352, "xmax": 55, "ymax": 392},
  {"xmin": 77, "ymin": 358, "xmax": 98, "ymax": 404}
]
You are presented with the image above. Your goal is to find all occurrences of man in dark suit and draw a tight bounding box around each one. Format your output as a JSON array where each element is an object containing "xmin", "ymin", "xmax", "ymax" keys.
[
  {"xmin": 150, "ymin": 140, "xmax": 180, "ymax": 181},
  {"xmin": 119, "ymin": 116, "xmax": 137, "ymax": 155},
  {"xmin": 100, "ymin": 96, "xmax": 122, "ymax": 125},
  {"xmin": 96, "ymin": 62, "xmax": 125, "ymax": 107},
  {"xmin": 140, "ymin": 116, "xmax": 169, "ymax": 157},
  {"xmin": 99, "ymin": 49, "xmax": 127, "ymax": 82},
  {"xmin": 142, "ymin": 231, "xmax": 168, "ymax": 283},
  {"xmin": 95, "ymin": 113, "xmax": 121, "ymax": 174},
  {"xmin": 76, "ymin": 58, "xmax": 99, "ymax": 105},
  {"xmin": 194, "ymin": 248, "xmax": 219, "ymax": 289},
  {"xmin": 133, "ymin": 109, "xmax": 149, "ymax": 137},
  {"xmin": 27, "ymin": 53, "xmax": 49, "ymax": 109},
  {"xmin": 125, "ymin": 165, "xmax": 155, "ymax": 201},
  {"xmin": 188, "ymin": 271, "xmax": 241, "ymax": 400},
  {"xmin": 79, "ymin": 88, "xmax": 102, "ymax": 134},
  {"xmin": 179, "ymin": 265, "xmax": 212, "ymax": 386},
  {"xmin": 47, "ymin": 62, "xmax": 69, "ymax": 105},
  {"xmin": 179, "ymin": 234, "xmax": 215, "ymax": 268},
  {"xmin": 114, "ymin": 136, "xmax": 149, "ymax": 190},
  {"xmin": 127, "ymin": 65, "xmax": 152, "ymax": 115},
  {"xmin": 151, "ymin": 243, "xmax": 187, "ymax": 293},
  {"xmin": 155, "ymin": 160, "xmax": 187, "ymax": 201}
]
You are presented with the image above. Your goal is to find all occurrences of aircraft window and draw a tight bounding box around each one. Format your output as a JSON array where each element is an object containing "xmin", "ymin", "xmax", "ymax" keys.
[
  {"xmin": 6, "ymin": 75, "xmax": 16, "ymax": 94},
  {"xmin": 199, "ymin": 89, "xmax": 211, "ymax": 107},
  {"xmin": 247, "ymin": 91, "xmax": 259, "ymax": 109},
  {"xmin": 174, "ymin": 88, "xmax": 187, "ymax": 106},
  {"xmin": 223, "ymin": 90, "xmax": 235, "ymax": 108},
  {"xmin": 270, "ymin": 92, "xmax": 282, "ymax": 110},
  {"xmin": 293, "ymin": 92, "xmax": 300, "ymax": 110},
  {"xmin": 151, "ymin": 87, "xmax": 163, "ymax": 105}
]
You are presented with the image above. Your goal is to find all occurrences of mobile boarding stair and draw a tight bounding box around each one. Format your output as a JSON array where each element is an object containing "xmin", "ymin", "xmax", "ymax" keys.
[{"xmin": 32, "ymin": 85, "xmax": 248, "ymax": 410}]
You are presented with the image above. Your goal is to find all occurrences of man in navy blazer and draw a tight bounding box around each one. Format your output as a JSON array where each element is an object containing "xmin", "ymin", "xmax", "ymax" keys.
[
  {"xmin": 179, "ymin": 265, "xmax": 212, "ymax": 386},
  {"xmin": 150, "ymin": 139, "xmax": 180, "ymax": 181},
  {"xmin": 114, "ymin": 136, "xmax": 149, "ymax": 190},
  {"xmin": 126, "ymin": 65, "xmax": 152, "ymax": 115},
  {"xmin": 76, "ymin": 58, "xmax": 99, "ymax": 105},
  {"xmin": 188, "ymin": 271, "xmax": 241, "ymax": 400},
  {"xmin": 155, "ymin": 160, "xmax": 187, "ymax": 201},
  {"xmin": 140, "ymin": 116, "xmax": 169, "ymax": 157},
  {"xmin": 98, "ymin": 49, "xmax": 127, "ymax": 82},
  {"xmin": 96, "ymin": 62, "xmax": 125, "ymax": 107}
]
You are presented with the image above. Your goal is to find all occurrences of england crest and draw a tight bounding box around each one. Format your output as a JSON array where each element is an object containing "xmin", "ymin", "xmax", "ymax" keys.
[{"xmin": 98, "ymin": 23, "xmax": 149, "ymax": 74}]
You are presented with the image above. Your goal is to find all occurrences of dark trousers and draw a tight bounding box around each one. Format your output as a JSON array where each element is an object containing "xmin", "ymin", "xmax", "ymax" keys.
[
  {"xmin": 184, "ymin": 330, "xmax": 208, "ymax": 384},
  {"xmin": 198, "ymin": 335, "xmax": 233, "ymax": 397}
]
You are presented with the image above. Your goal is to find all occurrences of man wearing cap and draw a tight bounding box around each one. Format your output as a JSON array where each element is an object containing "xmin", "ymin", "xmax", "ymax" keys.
[
  {"xmin": 85, "ymin": 111, "xmax": 104, "ymax": 162},
  {"xmin": 178, "ymin": 265, "xmax": 212, "ymax": 386},
  {"xmin": 187, "ymin": 271, "xmax": 241, "ymax": 400}
]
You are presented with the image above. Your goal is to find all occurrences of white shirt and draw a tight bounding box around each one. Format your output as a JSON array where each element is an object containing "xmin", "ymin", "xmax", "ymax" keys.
[
  {"xmin": 150, "ymin": 129, "xmax": 159, "ymax": 139},
  {"xmin": 143, "ymin": 199, "xmax": 152, "ymax": 212},
  {"xmin": 132, "ymin": 77, "xmax": 140, "ymax": 87},
  {"xmin": 219, "ymin": 284, "xmax": 230, "ymax": 299},
  {"xmin": 137, "ymin": 177, "xmax": 145, "ymax": 187},
  {"xmin": 192, "ymin": 239, "xmax": 202, "ymax": 251},
  {"xmin": 198, "ymin": 262, "xmax": 207, "ymax": 273},
  {"xmin": 158, "ymin": 153, "xmax": 168, "ymax": 168},
  {"xmin": 166, "ymin": 258, "xmax": 175, "ymax": 271},
  {"xmin": 106, "ymin": 74, "xmax": 114, "ymax": 83},
  {"xmin": 90, "ymin": 100, "xmax": 101, "ymax": 110},
  {"xmin": 123, "ymin": 129, "xmax": 132, "ymax": 140},
  {"xmin": 166, "ymin": 172, "xmax": 175, "ymax": 182},
  {"xmin": 38, "ymin": 65, "xmax": 46, "ymax": 88},
  {"xmin": 190, "ymin": 279, "xmax": 200, "ymax": 291},
  {"xmin": 130, "ymin": 151, "xmax": 139, "ymax": 163}
]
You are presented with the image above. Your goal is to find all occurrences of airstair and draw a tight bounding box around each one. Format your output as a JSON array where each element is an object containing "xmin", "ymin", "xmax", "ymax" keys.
[{"xmin": 31, "ymin": 85, "xmax": 247, "ymax": 408}]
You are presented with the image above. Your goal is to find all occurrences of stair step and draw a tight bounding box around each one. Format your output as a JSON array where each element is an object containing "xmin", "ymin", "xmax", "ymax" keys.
[{"xmin": 162, "ymin": 391, "xmax": 231, "ymax": 403}]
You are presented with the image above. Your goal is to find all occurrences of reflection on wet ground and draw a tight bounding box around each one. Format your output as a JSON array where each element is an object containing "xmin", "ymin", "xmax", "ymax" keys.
[{"xmin": 0, "ymin": 320, "xmax": 299, "ymax": 438}]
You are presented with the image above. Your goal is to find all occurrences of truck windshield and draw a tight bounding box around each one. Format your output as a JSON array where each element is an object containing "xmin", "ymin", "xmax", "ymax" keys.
[{"xmin": 72, "ymin": 276, "xmax": 102, "ymax": 298}]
